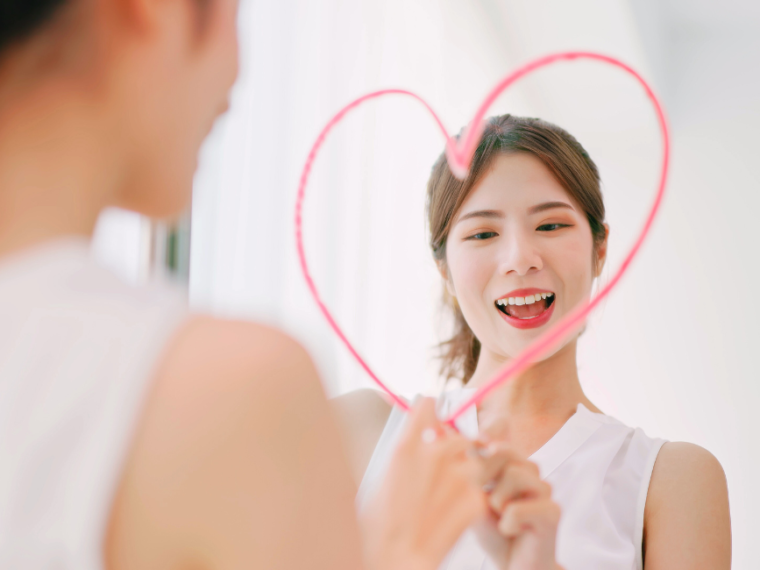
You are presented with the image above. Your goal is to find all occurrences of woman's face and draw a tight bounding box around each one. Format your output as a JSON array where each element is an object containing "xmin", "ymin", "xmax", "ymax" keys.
[{"xmin": 444, "ymin": 152, "xmax": 606, "ymax": 362}]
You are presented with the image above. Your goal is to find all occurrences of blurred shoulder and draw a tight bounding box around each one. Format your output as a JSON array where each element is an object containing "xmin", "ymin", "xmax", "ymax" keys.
[
  {"xmin": 332, "ymin": 388, "xmax": 394, "ymax": 421},
  {"xmin": 158, "ymin": 316, "xmax": 320, "ymax": 404},
  {"xmin": 331, "ymin": 389, "xmax": 394, "ymax": 484},
  {"xmin": 138, "ymin": 315, "xmax": 332, "ymax": 466},
  {"xmin": 106, "ymin": 316, "xmax": 358, "ymax": 568},
  {"xmin": 141, "ymin": 316, "xmax": 333, "ymax": 463}
]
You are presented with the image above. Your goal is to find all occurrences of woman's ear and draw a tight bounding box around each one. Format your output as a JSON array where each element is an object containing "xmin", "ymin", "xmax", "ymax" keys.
[
  {"xmin": 436, "ymin": 260, "xmax": 456, "ymax": 298},
  {"xmin": 594, "ymin": 224, "xmax": 610, "ymax": 278}
]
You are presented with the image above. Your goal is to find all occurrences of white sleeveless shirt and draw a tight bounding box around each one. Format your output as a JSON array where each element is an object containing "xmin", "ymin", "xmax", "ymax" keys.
[
  {"xmin": 0, "ymin": 239, "xmax": 189, "ymax": 569},
  {"xmin": 358, "ymin": 389, "xmax": 666, "ymax": 570}
]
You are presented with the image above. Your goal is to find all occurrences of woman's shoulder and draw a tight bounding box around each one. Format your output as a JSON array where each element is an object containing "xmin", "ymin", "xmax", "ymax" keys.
[
  {"xmin": 331, "ymin": 388, "xmax": 395, "ymax": 422},
  {"xmin": 331, "ymin": 389, "xmax": 395, "ymax": 485},
  {"xmin": 648, "ymin": 441, "xmax": 727, "ymax": 505},
  {"xmin": 108, "ymin": 316, "xmax": 363, "ymax": 568},
  {"xmin": 142, "ymin": 316, "xmax": 336, "ymax": 465},
  {"xmin": 643, "ymin": 442, "xmax": 731, "ymax": 568}
]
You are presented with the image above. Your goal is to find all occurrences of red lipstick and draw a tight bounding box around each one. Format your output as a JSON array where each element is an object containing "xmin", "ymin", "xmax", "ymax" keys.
[{"xmin": 495, "ymin": 288, "xmax": 556, "ymax": 330}]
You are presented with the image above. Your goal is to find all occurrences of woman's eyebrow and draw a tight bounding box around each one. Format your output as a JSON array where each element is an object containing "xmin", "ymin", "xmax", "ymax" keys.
[
  {"xmin": 528, "ymin": 201, "xmax": 574, "ymax": 214},
  {"xmin": 455, "ymin": 209, "xmax": 504, "ymax": 225}
]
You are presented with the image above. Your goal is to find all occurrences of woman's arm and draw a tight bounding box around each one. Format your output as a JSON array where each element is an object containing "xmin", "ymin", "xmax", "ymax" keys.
[
  {"xmin": 643, "ymin": 442, "xmax": 731, "ymax": 569},
  {"xmin": 331, "ymin": 388, "xmax": 393, "ymax": 485}
]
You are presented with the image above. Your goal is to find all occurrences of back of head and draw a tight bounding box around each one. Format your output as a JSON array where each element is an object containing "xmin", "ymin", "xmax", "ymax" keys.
[
  {"xmin": 0, "ymin": 0, "xmax": 68, "ymax": 54},
  {"xmin": 0, "ymin": 0, "xmax": 240, "ymax": 223}
]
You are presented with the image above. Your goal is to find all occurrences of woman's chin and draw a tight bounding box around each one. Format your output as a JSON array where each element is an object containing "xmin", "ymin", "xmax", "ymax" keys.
[{"xmin": 491, "ymin": 323, "xmax": 574, "ymax": 365}]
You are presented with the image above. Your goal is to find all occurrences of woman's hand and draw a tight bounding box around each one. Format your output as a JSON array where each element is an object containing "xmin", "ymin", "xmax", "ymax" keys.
[
  {"xmin": 473, "ymin": 443, "xmax": 562, "ymax": 570},
  {"xmin": 360, "ymin": 398, "xmax": 487, "ymax": 570}
]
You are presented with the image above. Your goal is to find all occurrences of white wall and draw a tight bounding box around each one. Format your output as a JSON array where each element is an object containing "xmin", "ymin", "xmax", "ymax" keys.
[
  {"xmin": 627, "ymin": 3, "xmax": 760, "ymax": 567},
  {"xmin": 188, "ymin": 0, "xmax": 759, "ymax": 566}
]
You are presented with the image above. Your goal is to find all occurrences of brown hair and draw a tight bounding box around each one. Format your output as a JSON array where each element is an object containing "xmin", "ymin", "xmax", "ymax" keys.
[{"xmin": 426, "ymin": 114, "xmax": 606, "ymax": 385}]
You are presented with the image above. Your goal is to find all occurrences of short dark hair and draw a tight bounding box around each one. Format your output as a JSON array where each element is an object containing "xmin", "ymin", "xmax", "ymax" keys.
[{"xmin": 0, "ymin": 0, "xmax": 70, "ymax": 54}]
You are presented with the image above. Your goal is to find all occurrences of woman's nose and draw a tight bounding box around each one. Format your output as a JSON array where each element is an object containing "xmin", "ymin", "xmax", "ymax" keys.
[{"xmin": 496, "ymin": 232, "xmax": 543, "ymax": 276}]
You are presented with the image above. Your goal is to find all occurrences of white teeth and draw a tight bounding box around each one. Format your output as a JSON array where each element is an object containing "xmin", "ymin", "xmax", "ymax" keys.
[{"xmin": 498, "ymin": 293, "xmax": 554, "ymax": 309}]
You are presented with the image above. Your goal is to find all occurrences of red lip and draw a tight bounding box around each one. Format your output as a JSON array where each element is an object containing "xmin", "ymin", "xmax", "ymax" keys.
[{"xmin": 495, "ymin": 288, "xmax": 556, "ymax": 330}]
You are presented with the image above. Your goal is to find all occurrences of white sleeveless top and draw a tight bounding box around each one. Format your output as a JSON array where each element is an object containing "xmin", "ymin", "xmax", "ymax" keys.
[
  {"xmin": 358, "ymin": 389, "xmax": 666, "ymax": 570},
  {"xmin": 0, "ymin": 239, "xmax": 189, "ymax": 569}
]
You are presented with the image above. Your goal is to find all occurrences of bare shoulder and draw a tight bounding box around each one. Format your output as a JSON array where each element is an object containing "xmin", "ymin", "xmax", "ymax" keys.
[
  {"xmin": 331, "ymin": 389, "xmax": 394, "ymax": 485},
  {"xmin": 648, "ymin": 442, "xmax": 728, "ymax": 516},
  {"xmin": 145, "ymin": 316, "xmax": 331, "ymax": 439},
  {"xmin": 331, "ymin": 388, "xmax": 394, "ymax": 428},
  {"xmin": 644, "ymin": 442, "xmax": 731, "ymax": 569},
  {"xmin": 105, "ymin": 316, "xmax": 362, "ymax": 570},
  {"xmin": 650, "ymin": 442, "xmax": 727, "ymax": 495},
  {"xmin": 154, "ymin": 316, "xmax": 320, "ymax": 405}
]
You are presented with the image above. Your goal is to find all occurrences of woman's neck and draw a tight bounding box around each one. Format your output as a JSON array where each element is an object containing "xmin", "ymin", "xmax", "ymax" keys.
[
  {"xmin": 0, "ymin": 84, "xmax": 117, "ymax": 258},
  {"xmin": 466, "ymin": 338, "xmax": 598, "ymax": 421}
]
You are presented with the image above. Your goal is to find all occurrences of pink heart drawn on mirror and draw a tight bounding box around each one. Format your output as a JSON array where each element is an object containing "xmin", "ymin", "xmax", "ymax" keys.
[{"xmin": 295, "ymin": 51, "xmax": 669, "ymax": 425}]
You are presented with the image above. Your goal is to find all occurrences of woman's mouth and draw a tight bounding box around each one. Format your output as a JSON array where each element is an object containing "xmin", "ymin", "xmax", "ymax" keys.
[{"xmin": 494, "ymin": 291, "xmax": 556, "ymax": 330}]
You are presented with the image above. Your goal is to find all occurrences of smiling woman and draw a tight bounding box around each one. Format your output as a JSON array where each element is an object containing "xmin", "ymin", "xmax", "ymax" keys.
[
  {"xmin": 429, "ymin": 115, "xmax": 607, "ymax": 384},
  {"xmin": 332, "ymin": 114, "xmax": 731, "ymax": 570}
]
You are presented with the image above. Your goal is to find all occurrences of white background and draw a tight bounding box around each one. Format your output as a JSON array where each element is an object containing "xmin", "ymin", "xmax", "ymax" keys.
[{"xmin": 94, "ymin": 1, "xmax": 760, "ymax": 566}]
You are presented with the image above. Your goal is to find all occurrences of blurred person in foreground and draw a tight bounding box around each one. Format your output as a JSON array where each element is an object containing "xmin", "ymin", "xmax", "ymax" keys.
[{"xmin": 0, "ymin": 1, "xmax": 503, "ymax": 568}]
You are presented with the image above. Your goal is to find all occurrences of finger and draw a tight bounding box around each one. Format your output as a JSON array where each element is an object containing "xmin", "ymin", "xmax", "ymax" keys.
[
  {"xmin": 419, "ymin": 435, "xmax": 481, "ymax": 484},
  {"xmin": 454, "ymin": 449, "xmax": 491, "ymax": 488},
  {"xmin": 497, "ymin": 498, "xmax": 561, "ymax": 537},
  {"xmin": 489, "ymin": 463, "xmax": 551, "ymax": 513},
  {"xmin": 477, "ymin": 443, "xmax": 524, "ymax": 487},
  {"xmin": 409, "ymin": 397, "xmax": 440, "ymax": 431},
  {"xmin": 400, "ymin": 397, "xmax": 441, "ymax": 448}
]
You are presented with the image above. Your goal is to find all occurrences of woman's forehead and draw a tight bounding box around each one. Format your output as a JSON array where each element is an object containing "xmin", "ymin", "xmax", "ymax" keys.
[{"xmin": 462, "ymin": 153, "xmax": 573, "ymax": 211}]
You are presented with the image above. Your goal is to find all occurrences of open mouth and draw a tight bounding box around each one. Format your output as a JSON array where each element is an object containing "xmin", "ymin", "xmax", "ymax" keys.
[{"xmin": 494, "ymin": 291, "xmax": 556, "ymax": 329}]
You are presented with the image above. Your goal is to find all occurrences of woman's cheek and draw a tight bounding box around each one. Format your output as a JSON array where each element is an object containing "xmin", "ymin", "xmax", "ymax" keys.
[
  {"xmin": 451, "ymin": 248, "xmax": 494, "ymax": 299},
  {"xmin": 553, "ymin": 244, "xmax": 594, "ymax": 310}
]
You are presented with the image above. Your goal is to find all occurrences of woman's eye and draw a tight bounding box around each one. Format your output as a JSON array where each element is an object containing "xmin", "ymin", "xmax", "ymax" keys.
[
  {"xmin": 537, "ymin": 223, "xmax": 571, "ymax": 232},
  {"xmin": 466, "ymin": 231, "xmax": 498, "ymax": 241}
]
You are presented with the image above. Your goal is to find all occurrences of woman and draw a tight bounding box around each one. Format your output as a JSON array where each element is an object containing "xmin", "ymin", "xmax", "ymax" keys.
[
  {"xmin": 0, "ymin": 1, "xmax": 496, "ymax": 569},
  {"xmin": 334, "ymin": 115, "xmax": 731, "ymax": 569}
]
